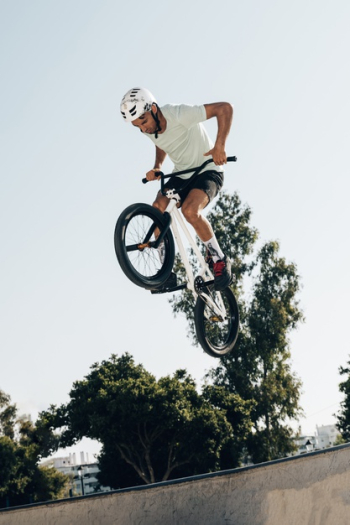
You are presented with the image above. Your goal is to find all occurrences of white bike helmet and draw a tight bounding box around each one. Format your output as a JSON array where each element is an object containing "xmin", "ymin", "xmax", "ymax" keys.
[{"xmin": 120, "ymin": 87, "xmax": 157, "ymax": 122}]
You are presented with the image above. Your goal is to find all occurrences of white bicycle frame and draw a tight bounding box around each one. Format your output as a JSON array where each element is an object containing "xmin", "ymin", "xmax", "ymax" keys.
[{"xmin": 163, "ymin": 189, "xmax": 227, "ymax": 320}]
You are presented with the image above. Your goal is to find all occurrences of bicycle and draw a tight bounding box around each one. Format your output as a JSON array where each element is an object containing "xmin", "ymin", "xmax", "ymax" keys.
[{"xmin": 114, "ymin": 157, "xmax": 239, "ymax": 358}]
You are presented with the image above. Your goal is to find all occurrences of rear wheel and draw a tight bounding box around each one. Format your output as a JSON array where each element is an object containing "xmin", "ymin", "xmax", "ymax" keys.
[
  {"xmin": 194, "ymin": 287, "xmax": 239, "ymax": 358},
  {"xmin": 114, "ymin": 203, "xmax": 175, "ymax": 290}
]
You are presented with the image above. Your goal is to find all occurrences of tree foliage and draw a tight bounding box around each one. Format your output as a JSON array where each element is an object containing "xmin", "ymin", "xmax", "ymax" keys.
[
  {"xmin": 0, "ymin": 390, "xmax": 69, "ymax": 508},
  {"xmin": 39, "ymin": 354, "xmax": 252, "ymax": 489},
  {"xmin": 170, "ymin": 192, "xmax": 304, "ymax": 462},
  {"xmin": 336, "ymin": 360, "xmax": 350, "ymax": 442}
]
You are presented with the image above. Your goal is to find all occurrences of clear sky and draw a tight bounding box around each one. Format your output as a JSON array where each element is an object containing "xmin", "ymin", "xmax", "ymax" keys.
[{"xmin": 1, "ymin": 0, "xmax": 350, "ymax": 460}]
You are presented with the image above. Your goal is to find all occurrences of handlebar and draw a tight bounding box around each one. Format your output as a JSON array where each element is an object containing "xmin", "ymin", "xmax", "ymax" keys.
[{"xmin": 142, "ymin": 156, "xmax": 237, "ymax": 185}]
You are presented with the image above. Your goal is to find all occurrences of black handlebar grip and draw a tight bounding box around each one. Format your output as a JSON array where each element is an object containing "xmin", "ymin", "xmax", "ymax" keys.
[{"xmin": 142, "ymin": 171, "xmax": 164, "ymax": 184}]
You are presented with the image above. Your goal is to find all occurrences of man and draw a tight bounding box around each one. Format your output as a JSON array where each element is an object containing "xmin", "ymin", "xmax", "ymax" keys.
[{"xmin": 120, "ymin": 87, "xmax": 234, "ymax": 291}]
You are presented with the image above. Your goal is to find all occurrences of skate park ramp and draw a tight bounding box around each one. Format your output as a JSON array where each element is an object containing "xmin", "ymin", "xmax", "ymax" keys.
[{"xmin": 1, "ymin": 443, "xmax": 350, "ymax": 525}]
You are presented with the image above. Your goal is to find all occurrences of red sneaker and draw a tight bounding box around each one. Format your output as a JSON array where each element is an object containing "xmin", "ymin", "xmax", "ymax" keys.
[{"xmin": 213, "ymin": 256, "xmax": 232, "ymax": 291}]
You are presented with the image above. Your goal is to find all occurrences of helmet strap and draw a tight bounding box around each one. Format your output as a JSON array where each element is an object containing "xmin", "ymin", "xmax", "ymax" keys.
[{"xmin": 151, "ymin": 105, "xmax": 162, "ymax": 139}]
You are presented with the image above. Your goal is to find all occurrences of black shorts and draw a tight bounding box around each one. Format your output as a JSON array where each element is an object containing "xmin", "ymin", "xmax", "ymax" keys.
[{"xmin": 162, "ymin": 170, "xmax": 224, "ymax": 205}]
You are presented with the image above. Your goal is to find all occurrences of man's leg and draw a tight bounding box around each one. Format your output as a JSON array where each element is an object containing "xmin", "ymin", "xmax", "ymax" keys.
[
  {"xmin": 180, "ymin": 189, "xmax": 213, "ymax": 241},
  {"xmin": 181, "ymin": 189, "xmax": 232, "ymax": 291},
  {"xmin": 152, "ymin": 190, "xmax": 170, "ymax": 214},
  {"xmin": 151, "ymin": 191, "xmax": 170, "ymax": 263},
  {"xmin": 149, "ymin": 191, "xmax": 177, "ymax": 291}
]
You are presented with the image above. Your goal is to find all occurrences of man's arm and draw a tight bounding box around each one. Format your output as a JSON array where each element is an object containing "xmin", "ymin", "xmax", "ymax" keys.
[
  {"xmin": 203, "ymin": 102, "xmax": 234, "ymax": 165},
  {"xmin": 154, "ymin": 146, "xmax": 167, "ymax": 169},
  {"xmin": 146, "ymin": 146, "xmax": 167, "ymax": 181}
]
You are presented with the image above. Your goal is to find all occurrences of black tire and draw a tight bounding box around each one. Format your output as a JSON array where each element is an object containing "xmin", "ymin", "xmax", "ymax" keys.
[
  {"xmin": 194, "ymin": 287, "xmax": 239, "ymax": 358},
  {"xmin": 114, "ymin": 203, "xmax": 175, "ymax": 290}
]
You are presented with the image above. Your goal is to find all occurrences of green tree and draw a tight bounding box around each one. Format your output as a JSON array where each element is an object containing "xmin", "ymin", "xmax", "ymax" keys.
[
  {"xmin": 0, "ymin": 390, "xmax": 69, "ymax": 508},
  {"xmin": 0, "ymin": 391, "xmax": 17, "ymax": 439},
  {"xmin": 209, "ymin": 242, "xmax": 303, "ymax": 462},
  {"xmin": 333, "ymin": 433, "xmax": 346, "ymax": 446},
  {"xmin": 250, "ymin": 242, "xmax": 303, "ymax": 460},
  {"xmin": 40, "ymin": 354, "xmax": 252, "ymax": 489},
  {"xmin": 170, "ymin": 192, "xmax": 304, "ymax": 463},
  {"xmin": 336, "ymin": 359, "xmax": 350, "ymax": 442}
]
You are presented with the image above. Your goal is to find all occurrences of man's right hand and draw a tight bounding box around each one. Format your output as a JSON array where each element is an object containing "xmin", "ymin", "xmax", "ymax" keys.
[{"xmin": 145, "ymin": 168, "xmax": 162, "ymax": 181}]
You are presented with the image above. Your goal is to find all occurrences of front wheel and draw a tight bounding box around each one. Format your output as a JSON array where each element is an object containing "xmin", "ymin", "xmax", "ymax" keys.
[
  {"xmin": 114, "ymin": 203, "xmax": 175, "ymax": 290},
  {"xmin": 194, "ymin": 287, "xmax": 239, "ymax": 358}
]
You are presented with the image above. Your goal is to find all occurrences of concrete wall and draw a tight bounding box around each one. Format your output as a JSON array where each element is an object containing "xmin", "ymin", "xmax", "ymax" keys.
[{"xmin": 1, "ymin": 444, "xmax": 350, "ymax": 525}]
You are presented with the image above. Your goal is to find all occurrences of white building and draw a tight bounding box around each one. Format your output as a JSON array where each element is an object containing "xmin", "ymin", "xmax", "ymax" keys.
[
  {"xmin": 315, "ymin": 424, "xmax": 338, "ymax": 448},
  {"xmin": 41, "ymin": 452, "xmax": 111, "ymax": 496},
  {"xmin": 294, "ymin": 424, "xmax": 341, "ymax": 455}
]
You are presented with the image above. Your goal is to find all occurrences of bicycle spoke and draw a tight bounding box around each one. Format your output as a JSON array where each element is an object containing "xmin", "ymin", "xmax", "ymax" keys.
[{"xmin": 124, "ymin": 214, "xmax": 162, "ymax": 277}]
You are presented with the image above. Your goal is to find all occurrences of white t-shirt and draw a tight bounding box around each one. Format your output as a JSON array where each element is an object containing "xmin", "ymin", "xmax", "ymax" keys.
[{"xmin": 145, "ymin": 104, "xmax": 223, "ymax": 179}]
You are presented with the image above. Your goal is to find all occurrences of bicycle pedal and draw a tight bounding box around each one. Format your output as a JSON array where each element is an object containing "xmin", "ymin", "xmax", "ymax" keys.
[{"xmin": 150, "ymin": 283, "xmax": 187, "ymax": 295}]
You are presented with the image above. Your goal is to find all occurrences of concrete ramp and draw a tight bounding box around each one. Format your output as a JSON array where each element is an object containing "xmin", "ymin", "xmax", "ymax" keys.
[{"xmin": 1, "ymin": 444, "xmax": 350, "ymax": 525}]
